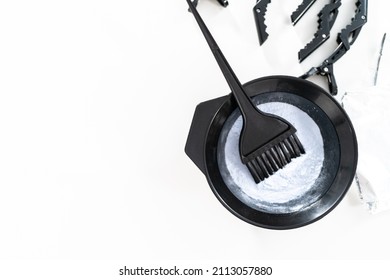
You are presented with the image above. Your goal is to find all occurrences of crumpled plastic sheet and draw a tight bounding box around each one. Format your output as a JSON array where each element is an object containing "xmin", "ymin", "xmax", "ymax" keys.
[{"xmin": 342, "ymin": 33, "xmax": 390, "ymax": 213}]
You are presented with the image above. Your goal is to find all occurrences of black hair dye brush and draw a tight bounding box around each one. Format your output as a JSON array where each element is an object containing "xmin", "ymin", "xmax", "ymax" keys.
[{"xmin": 186, "ymin": 0, "xmax": 305, "ymax": 183}]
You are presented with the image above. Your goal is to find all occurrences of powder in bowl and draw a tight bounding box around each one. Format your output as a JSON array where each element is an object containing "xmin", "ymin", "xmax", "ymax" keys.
[{"xmin": 217, "ymin": 98, "xmax": 327, "ymax": 214}]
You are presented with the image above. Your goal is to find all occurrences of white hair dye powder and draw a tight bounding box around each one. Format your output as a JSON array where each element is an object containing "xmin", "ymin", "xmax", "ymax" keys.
[{"xmin": 217, "ymin": 101, "xmax": 325, "ymax": 214}]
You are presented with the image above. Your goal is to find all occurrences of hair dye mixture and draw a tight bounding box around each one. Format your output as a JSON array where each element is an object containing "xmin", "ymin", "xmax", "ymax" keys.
[{"xmin": 217, "ymin": 101, "xmax": 325, "ymax": 214}]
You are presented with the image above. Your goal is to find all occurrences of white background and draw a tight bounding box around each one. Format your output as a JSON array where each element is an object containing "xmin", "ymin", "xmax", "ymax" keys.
[{"xmin": 0, "ymin": 0, "xmax": 390, "ymax": 264}]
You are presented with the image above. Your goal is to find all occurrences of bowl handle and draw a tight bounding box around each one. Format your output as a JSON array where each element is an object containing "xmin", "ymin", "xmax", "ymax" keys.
[{"xmin": 185, "ymin": 95, "xmax": 228, "ymax": 174}]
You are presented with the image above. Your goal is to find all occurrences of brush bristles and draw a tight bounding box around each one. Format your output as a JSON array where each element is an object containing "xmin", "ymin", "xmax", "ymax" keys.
[{"xmin": 245, "ymin": 134, "xmax": 305, "ymax": 183}]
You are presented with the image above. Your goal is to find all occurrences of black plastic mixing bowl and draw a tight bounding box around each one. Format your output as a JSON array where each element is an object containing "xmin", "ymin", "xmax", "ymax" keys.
[{"xmin": 185, "ymin": 76, "xmax": 358, "ymax": 229}]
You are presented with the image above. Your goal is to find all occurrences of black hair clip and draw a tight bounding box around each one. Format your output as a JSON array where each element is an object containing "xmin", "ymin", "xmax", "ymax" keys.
[
  {"xmin": 253, "ymin": 0, "xmax": 271, "ymax": 45},
  {"xmin": 191, "ymin": 0, "xmax": 228, "ymax": 8},
  {"xmin": 291, "ymin": 0, "xmax": 318, "ymax": 25},
  {"xmin": 298, "ymin": 0, "xmax": 341, "ymax": 62},
  {"xmin": 300, "ymin": 0, "xmax": 368, "ymax": 95}
]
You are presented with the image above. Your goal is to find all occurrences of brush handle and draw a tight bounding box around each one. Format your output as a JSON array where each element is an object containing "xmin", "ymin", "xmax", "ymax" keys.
[{"xmin": 186, "ymin": 0, "xmax": 258, "ymax": 121}]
